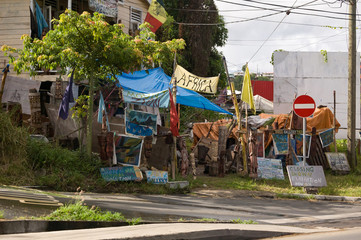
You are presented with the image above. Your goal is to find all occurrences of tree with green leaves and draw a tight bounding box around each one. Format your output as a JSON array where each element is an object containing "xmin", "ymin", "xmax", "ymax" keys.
[
  {"xmin": 2, "ymin": 10, "xmax": 185, "ymax": 156},
  {"xmin": 156, "ymin": 0, "xmax": 228, "ymax": 89}
]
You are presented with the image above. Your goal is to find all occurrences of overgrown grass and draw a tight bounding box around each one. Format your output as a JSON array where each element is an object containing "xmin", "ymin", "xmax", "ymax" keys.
[
  {"xmin": 231, "ymin": 218, "xmax": 258, "ymax": 224},
  {"xmin": 40, "ymin": 201, "xmax": 141, "ymax": 225}
]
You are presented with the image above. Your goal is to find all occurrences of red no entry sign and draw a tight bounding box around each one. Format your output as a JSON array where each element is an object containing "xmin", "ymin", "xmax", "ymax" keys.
[{"xmin": 293, "ymin": 95, "xmax": 316, "ymax": 118}]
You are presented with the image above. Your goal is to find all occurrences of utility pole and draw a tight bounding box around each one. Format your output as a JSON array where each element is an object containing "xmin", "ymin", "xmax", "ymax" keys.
[{"xmin": 347, "ymin": 0, "xmax": 356, "ymax": 169}]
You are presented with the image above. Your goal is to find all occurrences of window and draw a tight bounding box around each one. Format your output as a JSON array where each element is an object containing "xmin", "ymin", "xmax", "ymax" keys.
[{"xmin": 130, "ymin": 7, "xmax": 142, "ymax": 35}]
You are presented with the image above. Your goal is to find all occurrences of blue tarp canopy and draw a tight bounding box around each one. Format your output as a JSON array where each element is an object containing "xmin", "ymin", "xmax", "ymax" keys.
[{"xmin": 116, "ymin": 67, "xmax": 232, "ymax": 115}]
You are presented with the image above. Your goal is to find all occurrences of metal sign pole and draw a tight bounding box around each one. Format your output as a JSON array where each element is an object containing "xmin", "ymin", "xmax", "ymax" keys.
[{"xmin": 303, "ymin": 117, "xmax": 306, "ymax": 166}]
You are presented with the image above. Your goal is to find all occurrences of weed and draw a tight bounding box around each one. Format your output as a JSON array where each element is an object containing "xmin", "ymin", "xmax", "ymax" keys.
[
  {"xmin": 0, "ymin": 210, "xmax": 4, "ymax": 219},
  {"xmin": 194, "ymin": 218, "xmax": 218, "ymax": 222},
  {"xmin": 231, "ymin": 218, "xmax": 258, "ymax": 224},
  {"xmin": 39, "ymin": 189, "xmax": 141, "ymax": 224}
]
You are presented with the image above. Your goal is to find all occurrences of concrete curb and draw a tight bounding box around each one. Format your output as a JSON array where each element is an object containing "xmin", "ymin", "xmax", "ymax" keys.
[
  {"xmin": 279, "ymin": 193, "xmax": 361, "ymax": 202},
  {"xmin": 1, "ymin": 223, "xmax": 336, "ymax": 240},
  {"xmin": 0, "ymin": 220, "xmax": 130, "ymax": 234}
]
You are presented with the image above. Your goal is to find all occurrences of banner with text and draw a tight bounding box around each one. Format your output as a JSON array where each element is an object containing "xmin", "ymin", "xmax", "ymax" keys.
[
  {"xmin": 123, "ymin": 89, "xmax": 169, "ymax": 108},
  {"xmin": 174, "ymin": 65, "xmax": 219, "ymax": 94}
]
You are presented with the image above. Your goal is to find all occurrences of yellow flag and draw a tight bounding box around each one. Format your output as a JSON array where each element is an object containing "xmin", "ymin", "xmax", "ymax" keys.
[{"xmin": 241, "ymin": 65, "xmax": 256, "ymax": 114}]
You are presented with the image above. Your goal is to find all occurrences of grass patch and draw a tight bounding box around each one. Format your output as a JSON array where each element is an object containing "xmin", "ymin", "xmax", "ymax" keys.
[
  {"xmin": 0, "ymin": 210, "xmax": 4, "ymax": 219},
  {"xmin": 231, "ymin": 218, "xmax": 258, "ymax": 224}
]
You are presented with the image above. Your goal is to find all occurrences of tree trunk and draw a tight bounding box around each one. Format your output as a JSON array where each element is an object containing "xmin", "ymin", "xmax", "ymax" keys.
[{"xmin": 86, "ymin": 77, "xmax": 94, "ymax": 156}]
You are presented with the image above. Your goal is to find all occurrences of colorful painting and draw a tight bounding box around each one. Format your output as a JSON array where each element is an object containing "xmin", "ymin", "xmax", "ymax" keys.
[
  {"xmin": 272, "ymin": 134, "xmax": 289, "ymax": 155},
  {"xmin": 145, "ymin": 171, "xmax": 168, "ymax": 184},
  {"xmin": 319, "ymin": 128, "xmax": 334, "ymax": 148},
  {"xmin": 100, "ymin": 166, "xmax": 143, "ymax": 182},
  {"xmin": 256, "ymin": 133, "xmax": 265, "ymax": 158},
  {"xmin": 258, "ymin": 158, "xmax": 284, "ymax": 180},
  {"xmin": 295, "ymin": 134, "xmax": 312, "ymax": 158},
  {"xmin": 126, "ymin": 109, "xmax": 157, "ymax": 136},
  {"xmin": 114, "ymin": 134, "xmax": 143, "ymax": 167},
  {"xmin": 123, "ymin": 89, "xmax": 169, "ymax": 108}
]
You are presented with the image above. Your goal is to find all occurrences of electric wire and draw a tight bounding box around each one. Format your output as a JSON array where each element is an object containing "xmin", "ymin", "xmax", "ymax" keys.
[{"xmin": 247, "ymin": 0, "xmax": 299, "ymax": 63}]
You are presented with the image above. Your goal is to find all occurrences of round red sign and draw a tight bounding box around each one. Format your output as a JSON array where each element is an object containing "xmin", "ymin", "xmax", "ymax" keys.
[{"xmin": 293, "ymin": 95, "xmax": 316, "ymax": 118}]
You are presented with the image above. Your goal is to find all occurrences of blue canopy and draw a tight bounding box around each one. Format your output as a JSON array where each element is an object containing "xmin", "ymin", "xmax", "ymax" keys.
[{"xmin": 116, "ymin": 67, "xmax": 232, "ymax": 115}]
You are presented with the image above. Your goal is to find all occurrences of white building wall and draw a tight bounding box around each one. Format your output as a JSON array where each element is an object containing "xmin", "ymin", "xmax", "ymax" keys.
[{"xmin": 273, "ymin": 51, "xmax": 360, "ymax": 139}]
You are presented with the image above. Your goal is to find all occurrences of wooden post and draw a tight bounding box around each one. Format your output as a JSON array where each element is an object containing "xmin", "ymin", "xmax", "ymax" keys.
[
  {"xmin": 171, "ymin": 52, "xmax": 177, "ymax": 180},
  {"xmin": 190, "ymin": 153, "xmax": 196, "ymax": 180},
  {"xmin": 333, "ymin": 90, "xmax": 337, "ymax": 153},
  {"xmin": 0, "ymin": 64, "xmax": 10, "ymax": 106},
  {"xmin": 218, "ymin": 126, "xmax": 228, "ymax": 177}
]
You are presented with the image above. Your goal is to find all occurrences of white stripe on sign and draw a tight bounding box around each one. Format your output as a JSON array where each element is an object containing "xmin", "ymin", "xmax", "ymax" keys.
[{"xmin": 294, "ymin": 103, "xmax": 314, "ymax": 109}]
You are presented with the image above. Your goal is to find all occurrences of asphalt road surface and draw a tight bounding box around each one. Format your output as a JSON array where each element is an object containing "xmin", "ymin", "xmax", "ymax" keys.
[{"xmin": 61, "ymin": 190, "xmax": 361, "ymax": 229}]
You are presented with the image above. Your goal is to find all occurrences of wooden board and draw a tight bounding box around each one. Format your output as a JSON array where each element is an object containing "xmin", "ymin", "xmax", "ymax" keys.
[
  {"xmin": 287, "ymin": 165, "xmax": 327, "ymax": 187},
  {"xmin": 325, "ymin": 152, "xmax": 350, "ymax": 172}
]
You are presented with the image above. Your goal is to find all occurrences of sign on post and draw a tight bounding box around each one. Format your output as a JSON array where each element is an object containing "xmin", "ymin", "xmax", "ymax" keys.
[
  {"xmin": 287, "ymin": 165, "xmax": 327, "ymax": 187},
  {"xmin": 293, "ymin": 95, "xmax": 316, "ymax": 118}
]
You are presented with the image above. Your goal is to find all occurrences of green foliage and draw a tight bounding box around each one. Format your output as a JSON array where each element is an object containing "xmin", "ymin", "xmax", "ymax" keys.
[
  {"xmin": 231, "ymin": 218, "xmax": 258, "ymax": 224},
  {"xmin": 71, "ymin": 95, "xmax": 89, "ymax": 119},
  {"xmin": 41, "ymin": 200, "xmax": 140, "ymax": 224},
  {"xmin": 270, "ymin": 49, "xmax": 285, "ymax": 65},
  {"xmin": 158, "ymin": 0, "xmax": 228, "ymax": 83},
  {"xmin": 0, "ymin": 111, "xmax": 34, "ymax": 185},
  {"xmin": 26, "ymin": 139, "xmax": 103, "ymax": 191},
  {"xmin": 2, "ymin": 10, "xmax": 185, "ymax": 84},
  {"xmin": 0, "ymin": 210, "xmax": 4, "ymax": 219},
  {"xmin": 320, "ymin": 50, "xmax": 328, "ymax": 63}
]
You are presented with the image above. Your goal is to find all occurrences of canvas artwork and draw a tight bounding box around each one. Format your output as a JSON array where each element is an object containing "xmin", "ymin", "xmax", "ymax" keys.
[
  {"xmin": 258, "ymin": 158, "xmax": 284, "ymax": 180},
  {"xmin": 272, "ymin": 134, "xmax": 289, "ymax": 155},
  {"xmin": 319, "ymin": 128, "xmax": 334, "ymax": 148},
  {"xmin": 100, "ymin": 166, "xmax": 143, "ymax": 182},
  {"xmin": 114, "ymin": 134, "xmax": 143, "ymax": 167},
  {"xmin": 125, "ymin": 109, "xmax": 157, "ymax": 136},
  {"xmin": 145, "ymin": 171, "xmax": 168, "ymax": 184},
  {"xmin": 295, "ymin": 134, "xmax": 312, "ymax": 158}
]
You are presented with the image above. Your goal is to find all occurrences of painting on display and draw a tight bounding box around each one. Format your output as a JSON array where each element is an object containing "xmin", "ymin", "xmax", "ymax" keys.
[
  {"xmin": 319, "ymin": 128, "xmax": 334, "ymax": 148},
  {"xmin": 295, "ymin": 134, "xmax": 312, "ymax": 158},
  {"xmin": 145, "ymin": 171, "xmax": 168, "ymax": 184},
  {"xmin": 258, "ymin": 158, "xmax": 284, "ymax": 180},
  {"xmin": 272, "ymin": 134, "xmax": 289, "ymax": 155},
  {"xmin": 100, "ymin": 166, "xmax": 143, "ymax": 182},
  {"xmin": 114, "ymin": 134, "xmax": 143, "ymax": 167},
  {"xmin": 125, "ymin": 109, "xmax": 157, "ymax": 136},
  {"xmin": 256, "ymin": 133, "xmax": 265, "ymax": 158}
]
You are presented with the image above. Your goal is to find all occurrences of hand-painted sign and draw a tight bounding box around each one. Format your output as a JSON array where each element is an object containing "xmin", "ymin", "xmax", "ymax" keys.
[
  {"xmin": 272, "ymin": 134, "xmax": 289, "ymax": 155},
  {"xmin": 114, "ymin": 134, "xmax": 143, "ymax": 166},
  {"xmin": 319, "ymin": 128, "xmax": 334, "ymax": 148},
  {"xmin": 88, "ymin": 0, "xmax": 117, "ymax": 18},
  {"xmin": 174, "ymin": 65, "xmax": 219, "ymax": 94},
  {"xmin": 145, "ymin": 171, "xmax": 168, "ymax": 184},
  {"xmin": 100, "ymin": 166, "xmax": 143, "ymax": 182},
  {"xmin": 325, "ymin": 152, "xmax": 350, "ymax": 172},
  {"xmin": 125, "ymin": 109, "xmax": 157, "ymax": 136},
  {"xmin": 295, "ymin": 134, "xmax": 312, "ymax": 158},
  {"xmin": 287, "ymin": 165, "xmax": 327, "ymax": 187},
  {"xmin": 258, "ymin": 158, "xmax": 284, "ymax": 180},
  {"xmin": 123, "ymin": 89, "xmax": 169, "ymax": 108}
]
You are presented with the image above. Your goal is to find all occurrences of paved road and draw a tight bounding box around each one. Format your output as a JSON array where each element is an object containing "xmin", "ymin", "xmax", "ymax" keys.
[{"xmin": 60, "ymin": 190, "xmax": 361, "ymax": 229}]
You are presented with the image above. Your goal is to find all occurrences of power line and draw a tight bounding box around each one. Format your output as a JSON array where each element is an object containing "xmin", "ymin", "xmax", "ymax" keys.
[
  {"xmin": 222, "ymin": 14, "xmax": 345, "ymax": 28},
  {"xmin": 215, "ymin": 0, "xmax": 359, "ymax": 21},
  {"xmin": 248, "ymin": 0, "xmax": 299, "ymax": 62},
  {"xmin": 236, "ymin": 0, "xmax": 354, "ymax": 16},
  {"xmin": 293, "ymin": 29, "xmax": 348, "ymax": 50}
]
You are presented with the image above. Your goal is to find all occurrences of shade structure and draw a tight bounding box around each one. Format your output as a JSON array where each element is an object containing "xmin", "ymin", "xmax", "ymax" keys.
[{"xmin": 116, "ymin": 68, "xmax": 232, "ymax": 115}]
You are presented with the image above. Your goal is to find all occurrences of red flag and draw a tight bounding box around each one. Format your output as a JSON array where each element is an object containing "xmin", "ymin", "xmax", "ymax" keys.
[
  {"xmin": 145, "ymin": 0, "xmax": 167, "ymax": 32},
  {"xmin": 169, "ymin": 89, "xmax": 179, "ymax": 137}
]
